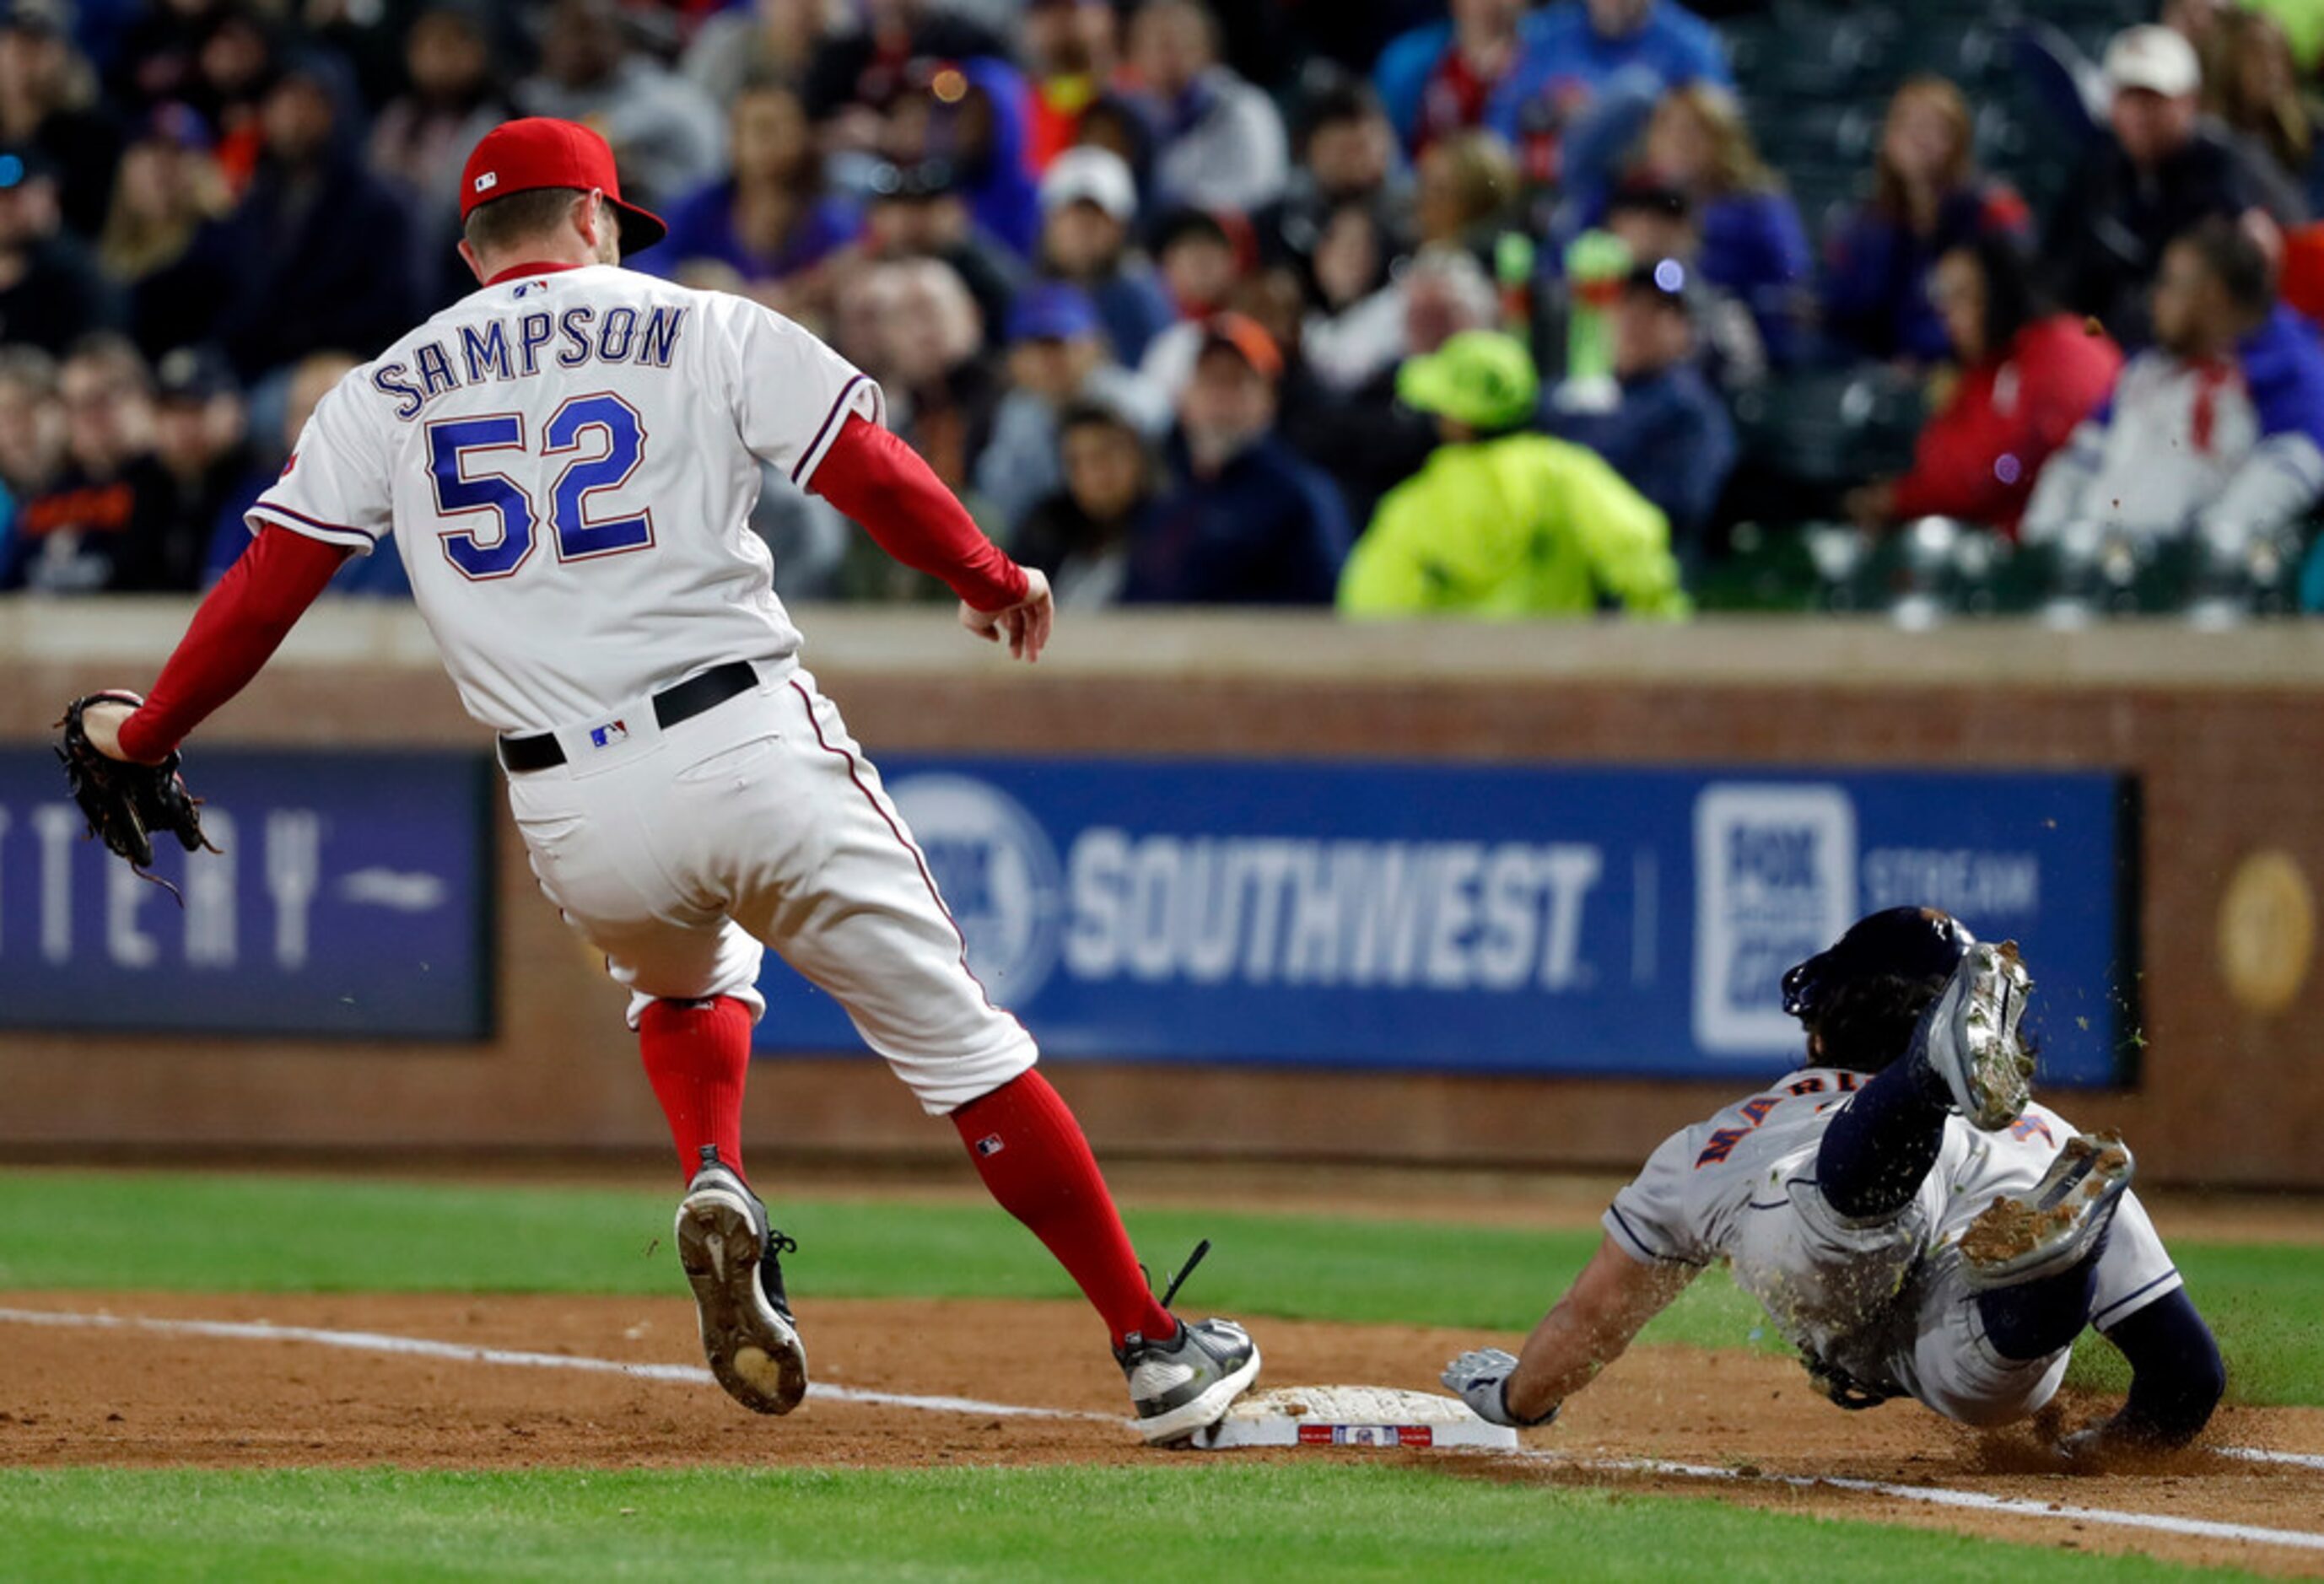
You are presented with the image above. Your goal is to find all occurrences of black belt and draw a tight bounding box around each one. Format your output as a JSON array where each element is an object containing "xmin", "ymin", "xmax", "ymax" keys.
[{"xmin": 498, "ymin": 660, "xmax": 760, "ymax": 773}]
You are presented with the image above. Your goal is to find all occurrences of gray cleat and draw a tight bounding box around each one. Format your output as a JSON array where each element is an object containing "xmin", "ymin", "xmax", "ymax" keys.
[
  {"xmin": 1913, "ymin": 940, "xmax": 2036, "ymax": 1130},
  {"xmin": 676, "ymin": 1146, "xmax": 807, "ymax": 1415},
  {"xmin": 1114, "ymin": 1239, "xmax": 1260, "ymax": 1444},
  {"xmin": 1118, "ymin": 1317, "xmax": 1262, "ymax": 1444}
]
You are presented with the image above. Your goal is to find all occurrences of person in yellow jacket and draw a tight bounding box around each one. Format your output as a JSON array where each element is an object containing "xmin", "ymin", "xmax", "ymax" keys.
[{"xmin": 1337, "ymin": 330, "xmax": 1690, "ymax": 618}]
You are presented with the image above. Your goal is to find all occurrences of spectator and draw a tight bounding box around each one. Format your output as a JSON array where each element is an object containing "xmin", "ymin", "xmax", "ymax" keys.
[
  {"xmin": 1015, "ymin": 396, "xmax": 1160, "ymax": 608},
  {"xmin": 879, "ymin": 56, "xmax": 1042, "ymax": 259},
  {"xmin": 803, "ymin": 0, "xmax": 1006, "ymax": 135},
  {"xmin": 0, "ymin": 343, "xmax": 60, "ymax": 504},
  {"xmin": 2201, "ymin": 7, "xmax": 2321, "ymax": 210},
  {"xmin": 1373, "ymin": 0, "xmax": 1530, "ymax": 158},
  {"xmin": 369, "ymin": 3, "xmax": 512, "ymax": 306},
  {"xmin": 849, "ymin": 256, "xmax": 997, "ymax": 505},
  {"xmin": 1821, "ymin": 77, "xmax": 2032, "ymax": 367},
  {"xmin": 1260, "ymin": 75, "xmax": 1411, "ymax": 279},
  {"xmin": 1340, "ymin": 328, "xmax": 1685, "ymax": 617},
  {"xmin": 0, "ymin": 0, "xmax": 120, "ymax": 238},
  {"xmin": 659, "ymin": 78, "xmax": 860, "ymax": 298},
  {"xmin": 1153, "ymin": 205, "xmax": 1247, "ymax": 321},
  {"xmin": 175, "ymin": 52, "xmax": 415, "ymax": 380},
  {"xmin": 1414, "ymin": 127, "xmax": 1518, "ymax": 258},
  {"xmin": 174, "ymin": 8, "xmax": 275, "ymax": 191},
  {"xmin": 1299, "ymin": 197, "xmax": 1395, "ymax": 319},
  {"xmin": 1302, "ymin": 238, "xmax": 1499, "ymax": 404},
  {"xmin": 143, "ymin": 343, "xmax": 245, "ymax": 590},
  {"xmin": 0, "ymin": 344, "xmax": 61, "ymax": 568},
  {"xmin": 203, "ymin": 348, "xmax": 408, "ymax": 596},
  {"xmin": 2, "ymin": 332, "xmax": 175, "ymax": 591},
  {"xmin": 1486, "ymin": 0, "xmax": 1730, "ymax": 170},
  {"xmin": 682, "ymin": 0, "xmax": 841, "ymax": 110},
  {"xmin": 1545, "ymin": 257, "xmax": 1738, "ymax": 549},
  {"xmin": 2051, "ymin": 24, "xmax": 2302, "ymax": 346},
  {"xmin": 0, "ymin": 145, "xmax": 122, "ymax": 354},
  {"xmin": 1831, "ymin": 234, "xmax": 2128, "ymax": 543},
  {"xmin": 860, "ymin": 159, "xmax": 1022, "ymax": 350},
  {"xmin": 1038, "ymin": 144, "xmax": 1175, "ymax": 364},
  {"xmin": 975, "ymin": 280, "xmax": 1168, "ymax": 534},
  {"xmin": 1130, "ymin": 313, "xmax": 1350, "ymax": 603},
  {"xmin": 1595, "ymin": 180, "xmax": 1763, "ymax": 386},
  {"xmin": 519, "ymin": 0, "xmax": 723, "ymax": 210},
  {"xmin": 1072, "ymin": 89, "xmax": 1159, "ymax": 204},
  {"xmin": 2024, "ymin": 218, "xmax": 2324, "ymax": 562},
  {"xmin": 1023, "ymin": 0, "xmax": 1121, "ymax": 172},
  {"xmin": 1127, "ymin": 0, "xmax": 1288, "ymax": 215},
  {"xmin": 1631, "ymin": 83, "xmax": 1809, "ymax": 364},
  {"xmin": 108, "ymin": 0, "xmax": 225, "ymax": 116},
  {"xmin": 97, "ymin": 104, "xmax": 224, "ymax": 357},
  {"xmin": 1843, "ymin": 234, "xmax": 2121, "ymax": 541}
]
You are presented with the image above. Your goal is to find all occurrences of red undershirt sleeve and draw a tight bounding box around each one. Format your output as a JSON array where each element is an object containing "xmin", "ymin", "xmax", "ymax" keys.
[
  {"xmin": 808, "ymin": 413, "xmax": 1030, "ymax": 612},
  {"xmin": 116, "ymin": 525, "xmax": 353, "ymax": 762}
]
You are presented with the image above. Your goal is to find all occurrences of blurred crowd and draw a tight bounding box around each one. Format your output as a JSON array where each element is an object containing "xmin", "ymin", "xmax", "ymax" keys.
[{"xmin": 8, "ymin": 0, "xmax": 2324, "ymax": 619}]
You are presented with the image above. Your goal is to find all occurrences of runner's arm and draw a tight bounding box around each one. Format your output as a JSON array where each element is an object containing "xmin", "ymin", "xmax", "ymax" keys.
[
  {"xmin": 2076, "ymin": 1288, "xmax": 2225, "ymax": 1453},
  {"xmin": 1501, "ymin": 1232, "xmax": 1701, "ymax": 1423}
]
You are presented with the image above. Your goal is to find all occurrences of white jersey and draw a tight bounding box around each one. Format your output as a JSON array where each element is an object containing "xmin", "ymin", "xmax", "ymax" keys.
[
  {"xmin": 248, "ymin": 264, "xmax": 883, "ymax": 734},
  {"xmin": 1606, "ymin": 1069, "xmax": 2181, "ymax": 1381}
]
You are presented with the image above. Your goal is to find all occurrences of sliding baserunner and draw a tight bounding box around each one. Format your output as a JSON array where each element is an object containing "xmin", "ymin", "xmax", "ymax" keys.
[{"xmin": 1444, "ymin": 908, "xmax": 2224, "ymax": 1457}]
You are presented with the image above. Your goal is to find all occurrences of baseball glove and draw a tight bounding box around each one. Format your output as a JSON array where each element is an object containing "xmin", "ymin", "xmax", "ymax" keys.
[{"xmin": 56, "ymin": 692, "xmax": 218, "ymax": 897}]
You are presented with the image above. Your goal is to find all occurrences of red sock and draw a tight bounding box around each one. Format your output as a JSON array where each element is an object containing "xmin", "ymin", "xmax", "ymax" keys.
[
  {"xmin": 639, "ymin": 996, "xmax": 754, "ymax": 1183},
  {"xmin": 951, "ymin": 1070, "xmax": 1175, "ymax": 1349}
]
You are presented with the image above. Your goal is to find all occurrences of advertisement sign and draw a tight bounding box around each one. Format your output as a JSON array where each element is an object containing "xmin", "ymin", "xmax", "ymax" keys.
[
  {"xmin": 752, "ymin": 760, "xmax": 2136, "ymax": 1086},
  {"xmin": 0, "ymin": 750, "xmax": 494, "ymax": 1038}
]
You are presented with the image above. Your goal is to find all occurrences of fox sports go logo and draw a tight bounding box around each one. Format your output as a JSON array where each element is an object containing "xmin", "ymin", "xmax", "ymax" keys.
[{"xmin": 888, "ymin": 773, "xmax": 1065, "ymax": 1002}]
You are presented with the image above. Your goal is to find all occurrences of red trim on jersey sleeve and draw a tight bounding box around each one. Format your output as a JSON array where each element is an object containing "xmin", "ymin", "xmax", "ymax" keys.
[
  {"xmin": 809, "ymin": 414, "xmax": 1030, "ymax": 612},
  {"xmin": 115, "ymin": 526, "xmax": 351, "ymax": 762}
]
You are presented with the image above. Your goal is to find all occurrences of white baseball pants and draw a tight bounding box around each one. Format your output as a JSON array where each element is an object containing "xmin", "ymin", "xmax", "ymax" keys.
[
  {"xmin": 1731, "ymin": 1144, "xmax": 2071, "ymax": 1428},
  {"xmin": 504, "ymin": 660, "xmax": 1038, "ymax": 1114}
]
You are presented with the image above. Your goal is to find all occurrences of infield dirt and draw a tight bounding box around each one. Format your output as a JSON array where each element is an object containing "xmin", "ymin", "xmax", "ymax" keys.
[{"xmin": 2, "ymin": 1291, "xmax": 2319, "ymax": 1576}]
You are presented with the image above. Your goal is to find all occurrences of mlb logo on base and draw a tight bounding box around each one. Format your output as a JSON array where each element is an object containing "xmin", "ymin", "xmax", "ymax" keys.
[{"xmin": 588, "ymin": 719, "xmax": 628, "ymax": 750}]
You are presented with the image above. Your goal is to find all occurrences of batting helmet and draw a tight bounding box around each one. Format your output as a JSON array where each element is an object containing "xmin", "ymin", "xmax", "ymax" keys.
[{"xmin": 1782, "ymin": 907, "xmax": 1976, "ymax": 1024}]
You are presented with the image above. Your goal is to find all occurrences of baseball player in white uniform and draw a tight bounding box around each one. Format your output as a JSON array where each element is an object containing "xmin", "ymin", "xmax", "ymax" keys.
[
  {"xmin": 74, "ymin": 117, "xmax": 1259, "ymax": 1445},
  {"xmin": 1444, "ymin": 908, "xmax": 2226, "ymax": 1458}
]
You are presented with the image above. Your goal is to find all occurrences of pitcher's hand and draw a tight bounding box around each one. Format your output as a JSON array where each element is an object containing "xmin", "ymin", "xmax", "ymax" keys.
[{"xmin": 960, "ymin": 568, "xmax": 1054, "ymax": 663}]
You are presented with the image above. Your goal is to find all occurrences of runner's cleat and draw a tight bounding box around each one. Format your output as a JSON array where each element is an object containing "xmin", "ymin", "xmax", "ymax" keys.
[
  {"xmin": 676, "ymin": 1146, "xmax": 807, "ymax": 1414},
  {"xmin": 1959, "ymin": 1131, "xmax": 2136, "ymax": 1290},
  {"xmin": 1913, "ymin": 940, "xmax": 2037, "ymax": 1130}
]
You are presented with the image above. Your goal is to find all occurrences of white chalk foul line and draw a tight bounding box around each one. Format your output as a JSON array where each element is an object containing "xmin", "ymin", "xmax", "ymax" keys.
[
  {"xmin": 0, "ymin": 1307, "xmax": 1123, "ymax": 1425},
  {"xmin": 1529, "ymin": 1453, "xmax": 2324, "ymax": 1554},
  {"xmin": 5, "ymin": 1307, "xmax": 2321, "ymax": 1554}
]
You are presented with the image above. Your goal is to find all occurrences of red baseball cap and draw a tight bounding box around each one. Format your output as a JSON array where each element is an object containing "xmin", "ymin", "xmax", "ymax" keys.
[{"xmin": 459, "ymin": 118, "xmax": 666, "ymax": 255}]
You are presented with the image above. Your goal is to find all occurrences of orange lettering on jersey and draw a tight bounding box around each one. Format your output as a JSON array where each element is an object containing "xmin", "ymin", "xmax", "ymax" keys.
[
  {"xmin": 1696, "ymin": 1127, "xmax": 1749, "ymax": 1167},
  {"xmin": 1695, "ymin": 1089, "xmax": 1794, "ymax": 1167}
]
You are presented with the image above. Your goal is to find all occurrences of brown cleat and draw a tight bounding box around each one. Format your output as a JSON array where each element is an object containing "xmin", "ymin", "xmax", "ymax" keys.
[{"xmin": 1959, "ymin": 1131, "xmax": 2135, "ymax": 1290}]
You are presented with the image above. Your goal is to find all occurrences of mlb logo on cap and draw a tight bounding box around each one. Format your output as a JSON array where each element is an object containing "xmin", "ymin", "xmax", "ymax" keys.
[
  {"xmin": 473, "ymin": 170, "xmax": 498, "ymax": 194},
  {"xmin": 589, "ymin": 719, "xmax": 629, "ymax": 749}
]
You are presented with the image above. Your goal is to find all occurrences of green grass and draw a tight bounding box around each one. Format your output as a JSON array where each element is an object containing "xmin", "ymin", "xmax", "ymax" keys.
[
  {"xmin": 0, "ymin": 1464, "xmax": 2264, "ymax": 1583},
  {"xmin": 0, "ymin": 1171, "xmax": 2317, "ymax": 1406}
]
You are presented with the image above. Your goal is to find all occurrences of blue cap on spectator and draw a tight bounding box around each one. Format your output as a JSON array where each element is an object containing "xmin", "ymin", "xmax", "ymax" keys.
[
  {"xmin": 1006, "ymin": 282, "xmax": 1102, "ymax": 344},
  {"xmin": 0, "ymin": 145, "xmax": 53, "ymax": 190}
]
